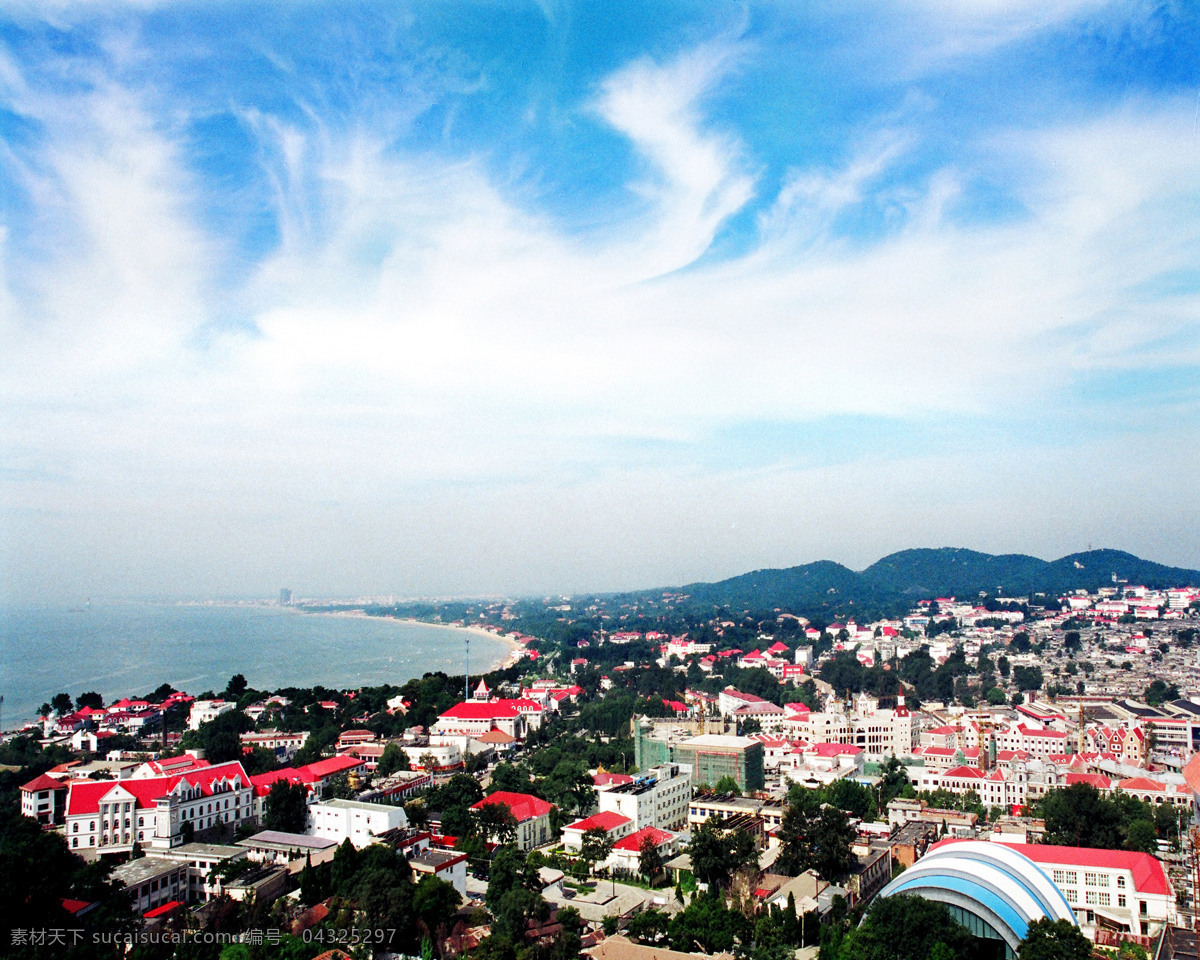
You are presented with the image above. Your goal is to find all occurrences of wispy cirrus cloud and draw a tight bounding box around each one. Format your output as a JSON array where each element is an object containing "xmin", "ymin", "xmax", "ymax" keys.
[{"xmin": 1, "ymin": 3, "xmax": 1198, "ymax": 600}]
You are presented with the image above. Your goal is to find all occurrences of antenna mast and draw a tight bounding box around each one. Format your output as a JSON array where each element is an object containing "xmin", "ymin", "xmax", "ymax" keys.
[{"xmin": 465, "ymin": 634, "xmax": 470, "ymax": 701}]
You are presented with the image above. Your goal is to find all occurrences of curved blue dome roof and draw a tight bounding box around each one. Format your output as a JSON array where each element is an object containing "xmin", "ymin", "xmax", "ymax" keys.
[{"xmin": 875, "ymin": 841, "xmax": 1077, "ymax": 956}]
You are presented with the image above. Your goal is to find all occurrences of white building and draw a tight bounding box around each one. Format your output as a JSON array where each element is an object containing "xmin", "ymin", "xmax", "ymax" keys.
[
  {"xmin": 993, "ymin": 841, "xmax": 1175, "ymax": 941},
  {"xmin": 188, "ymin": 699, "xmax": 235, "ymax": 731},
  {"xmin": 308, "ymin": 798, "xmax": 408, "ymax": 848},
  {"xmin": 561, "ymin": 811, "xmax": 634, "ymax": 854},
  {"xmin": 409, "ymin": 849, "xmax": 469, "ymax": 897},
  {"xmin": 595, "ymin": 762, "xmax": 692, "ymax": 831},
  {"xmin": 64, "ymin": 760, "xmax": 256, "ymax": 853}
]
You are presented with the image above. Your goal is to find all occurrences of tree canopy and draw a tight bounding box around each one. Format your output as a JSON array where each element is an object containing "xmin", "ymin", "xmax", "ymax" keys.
[
  {"xmin": 835, "ymin": 894, "xmax": 976, "ymax": 960},
  {"xmin": 1016, "ymin": 918, "xmax": 1091, "ymax": 960}
]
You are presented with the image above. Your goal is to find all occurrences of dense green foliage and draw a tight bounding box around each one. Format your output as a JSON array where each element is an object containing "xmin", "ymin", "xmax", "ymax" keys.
[
  {"xmin": 833, "ymin": 894, "xmax": 976, "ymax": 960},
  {"xmin": 0, "ymin": 804, "xmax": 138, "ymax": 960},
  {"xmin": 1016, "ymin": 918, "xmax": 1092, "ymax": 960},
  {"xmin": 1037, "ymin": 783, "xmax": 1178, "ymax": 852}
]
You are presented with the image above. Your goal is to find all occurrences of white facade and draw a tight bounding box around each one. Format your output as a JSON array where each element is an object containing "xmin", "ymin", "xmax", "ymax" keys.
[
  {"xmin": 595, "ymin": 762, "xmax": 692, "ymax": 831},
  {"xmin": 188, "ymin": 699, "xmax": 235, "ymax": 731},
  {"xmin": 308, "ymin": 798, "xmax": 408, "ymax": 848},
  {"xmin": 64, "ymin": 761, "xmax": 255, "ymax": 854}
]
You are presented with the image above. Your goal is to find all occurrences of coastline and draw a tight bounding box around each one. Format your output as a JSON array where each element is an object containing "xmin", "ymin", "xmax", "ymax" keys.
[
  {"xmin": 2, "ymin": 602, "xmax": 526, "ymax": 728},
  {"xmin": 295, "ymin": 607, "xmax": 524, "ymax": 673}
]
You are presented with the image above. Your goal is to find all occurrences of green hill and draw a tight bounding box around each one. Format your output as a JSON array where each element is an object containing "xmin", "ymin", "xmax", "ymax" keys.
[{"xmin": 660, "ymin": 547, "xmax": 1200, "ymax": 620}]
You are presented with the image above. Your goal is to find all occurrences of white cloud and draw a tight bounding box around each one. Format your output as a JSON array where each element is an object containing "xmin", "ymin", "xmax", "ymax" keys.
[{"xmin": 2, "ymin": 31, "xmax": 1199, "ymax": 597}]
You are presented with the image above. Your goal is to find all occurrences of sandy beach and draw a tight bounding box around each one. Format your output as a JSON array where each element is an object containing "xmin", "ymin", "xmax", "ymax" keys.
[{"xmin": 296, "ymin": 606, "xmax": 524, "ymax": 673}]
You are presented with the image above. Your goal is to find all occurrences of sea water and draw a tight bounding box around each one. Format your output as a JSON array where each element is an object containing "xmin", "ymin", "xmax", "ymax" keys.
[{"xmin": 0, "ymin": 601, "xmax": 508, "ymax": 727}]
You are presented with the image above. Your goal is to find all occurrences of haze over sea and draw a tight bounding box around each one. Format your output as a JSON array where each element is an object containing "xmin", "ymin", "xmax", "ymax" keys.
[{"xmin": 0, "ymin": 602, "xmax": 509, "ymax": 727}]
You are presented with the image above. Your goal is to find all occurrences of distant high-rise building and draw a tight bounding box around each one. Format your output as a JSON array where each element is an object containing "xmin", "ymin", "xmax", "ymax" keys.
[{"xmin": 279, "ymin": 588, "xmax": 292, "ymax": 606}]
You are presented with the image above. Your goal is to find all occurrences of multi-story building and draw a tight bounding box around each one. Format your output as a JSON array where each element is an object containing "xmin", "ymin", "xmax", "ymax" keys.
[
  {"xmin": 19, "ymin": 773, "xmax": 68, "ymax": 825},
  {"xmin": 188, "ymin": 699, "xmax": 235, "ymax": 731},
  {"xmin": 594, "ymin": 762, "xmax": 692, "ymax": 831},
  {"xmin": 1001, "ymin": 842, "xmax": 1174, "ymax": 940},
  {"xmin": 144, "ymin": 842, "xmax": 247, "ymax": 902},
  {"xmin": 431, "ymin": 702, "xmax": 528, "ymax": 739},
  {"xmin": 469, "ymin": 791, "xmax": 556, "ymax": 851},
  {"xmin": 687, "ymin": 794, "xmax": 786, "ymax": 833},
  {"xmin": 561, "ymin": 811, "xmax": 634, "ymax": 853},
  {"xmin": 635, "ymin": 722, "xmax": 764, "ymax": 793},
  {"xmin": 63, "ymin": 760, "xmax": 255, "ymax": 854},
  {"xmin": 111, "ymin": 856, "xmax": 189, "ymax": 914},
  {"xmin": 239, "ymin": 729, "xmax": 310, "ymax": 759},
  {"xmin": 308, "ymin": 798, "xmax": 408, "ymax": 848},
  {"xmin": 783, "ymin": 694, "xmax": 916, "ymax": 758}
]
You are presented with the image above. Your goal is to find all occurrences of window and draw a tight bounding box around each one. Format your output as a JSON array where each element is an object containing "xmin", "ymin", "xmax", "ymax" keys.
[
  {"xmin": 72, "ymin": 823, "xmax": 78, "ymax": 833},
  {"xmin": 72, "ymin": 838, "xmax": 78, "ymax": 848},
  {"xmin": 1118, "ymin": 895, "xmax": 1126, "ymax": 908},
  {"xmin": 1117, "ymin": 876, "xmax": 1126, "ymax": 888}
]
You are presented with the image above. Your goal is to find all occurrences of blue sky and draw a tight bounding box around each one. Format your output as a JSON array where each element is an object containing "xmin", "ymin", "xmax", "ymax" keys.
[{"xmin": 1, "ymin": 0, "xmax": 1198, "ymax": 601}]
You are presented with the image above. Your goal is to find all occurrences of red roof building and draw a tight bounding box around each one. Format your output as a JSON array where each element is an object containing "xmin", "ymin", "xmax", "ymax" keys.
[
  {"xmin": 470, "ymin": 792, "xmax": 556, "ymax": 851},
  {"xmin": 64, "ymin": 760, "xmax": 254, "ymax": 853}
]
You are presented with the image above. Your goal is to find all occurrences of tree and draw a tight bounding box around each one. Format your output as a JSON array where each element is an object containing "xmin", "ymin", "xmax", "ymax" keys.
[
  {"xmin": 838, "ymin": 893, "xmax": 974, "ymax": 960},
  {"xmin": 713, "ymin": 775, "xmax": 742, "ymax": 796},
  {"xmin": 689, "ymin": 818, "xmax": 758, "ymax": 891},
  {"xmin": 324, "ymin": 771, "xmax": 356, "ymax": 800},
  {"xmin": 810, "ymin": 807, "xmax": 856, "ymax": 883},
  {"xmin": 486, "ymin": 846, "xmax": 548, "ymax": 943},
  {"xmin": 1017, "ymin": 917, "xmax": 1092, "ymax": 960},
  {"xmin": 50, "ymin": 692, "xmax": 73, "ymax": 715},
  {"xmin": 1012, "ymin": 665, "xmax": 1043, "ymax": 692},
  {"xmin": 75, "ymin": 691, "xmax": 103, "ymax": 710},
  {"xmin": 667, "ymin": 895, "xmax": 751, "ymax": 954},
  {"xmin": 182, "ymin": 707, "xmax": 254, "ymax": 763},
  {"xmin": 627, "ymin": 907, "xmax": 670, "ymax": 944},
  {"xmin": 1125, "ymin": 819, "xmax": 1158, "ymax": 854},
  {"xmin": 225, "ymin": 674, "xmax": 249, "ymax": 699},
  {"xmin": 475, "ymin": 800, "xmax": 518, "ymax": 847},
  {"xmin": 639, "ymin": 833, "xmax": 664, "ymax": 883},
  {"xmin": 1145, "ymin": 679, "xmax": 1180, "ymax": 706},
  {"xmin": 264, "ymin": 780, "xmax": 309, "ymax": 833},
  {"xmin": 413, "ymin": 874, "xmax": 462, "ymax": 952},
  {"xmin": 580, "ymin": 827, "xmax": 615, "ymax": 876},
  {"xmin": 376, "ymin": 743, "xmax": 411, "ymax": 777},
  {"xmin": 985, "ymin": 686, "xmax": 1007, "ymax": 705}
]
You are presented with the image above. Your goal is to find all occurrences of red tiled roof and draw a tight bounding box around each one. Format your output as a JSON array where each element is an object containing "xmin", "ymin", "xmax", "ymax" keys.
[
  {"xmin": 593, "ymin": 772, "xmax": 634, "ymax": 788},
  {"xmin": 809, "ymin": 742, "xmax": 863, "ymax": 757},
  {"xmin": 613, "ymin": 827, "xmax": 673, "ymax": 852},
  {"xmin": 936, "ymin": 840, "xmax": 1170, "ymax": 897},
  {"xmin": 250, "ymin": 768, "xmax": 304, "ymax": 797},
  {"xmin": 471, "ymin": 791, "xmax": 554, "ymax": 822},
  {"xmin": 21, "ymin": 773, "xmax": 67, "ymax": 792},
  {"xmin": 440, "ymin": 702, "xmax": 520, "ymax": 720},
  {"xmin": 564, "ymin": 812, "xmax": 631, "ymax": 833},
  {"xmin": 144, "ymin": 901, "xmax": 184, "ymax": 919},
  {"xmin": 300, "ymin": 755, "xmax": 363, "ymax": 779},
  {"xmin": 1012, "ymin": 844, "xmax": 1161, "ymax": 897},
  {"xmin": 942, "ymin": 766, "xmax": 986, "ymax": 779},
  {"xmin": 1064, "ymin": 773, "xmax": 1111, "ymax": 789},
  {"xmin": 66, "ymin": 761, "xmax": 250, "ymax": 816},
  {"xmin": 1183, "ymin": 752, "xmax": 1200, "ymax": 794},
  {"xmin": 1118, "ymin": 777, "xmax": 1167, "ymax": 792}
]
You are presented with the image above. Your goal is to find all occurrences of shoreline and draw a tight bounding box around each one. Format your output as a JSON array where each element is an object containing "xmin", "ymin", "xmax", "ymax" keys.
[
  {"xmin": 1, "ymin": 603, "xmax": 527, "ymax": 730},
  {"xmin": 294, "ymin": 606, "xmax": 524, "ymax": 674}
]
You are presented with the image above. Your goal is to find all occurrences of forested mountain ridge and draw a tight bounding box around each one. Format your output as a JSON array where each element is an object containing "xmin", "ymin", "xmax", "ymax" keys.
[{"xmin": 654, "ymin": 547, "xmax": 1200, "ymax": 620}]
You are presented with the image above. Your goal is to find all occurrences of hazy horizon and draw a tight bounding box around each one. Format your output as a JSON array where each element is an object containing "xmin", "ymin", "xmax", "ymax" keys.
[{"xmin": 2, "ymin": 2, "xmax": 1198, "ymax": 603}]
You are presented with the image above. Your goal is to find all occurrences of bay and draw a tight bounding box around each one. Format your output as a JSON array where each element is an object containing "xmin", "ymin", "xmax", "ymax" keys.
[{"xmin": 0, "ymin": 601, "xmax": 509, "ymax": 727}]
